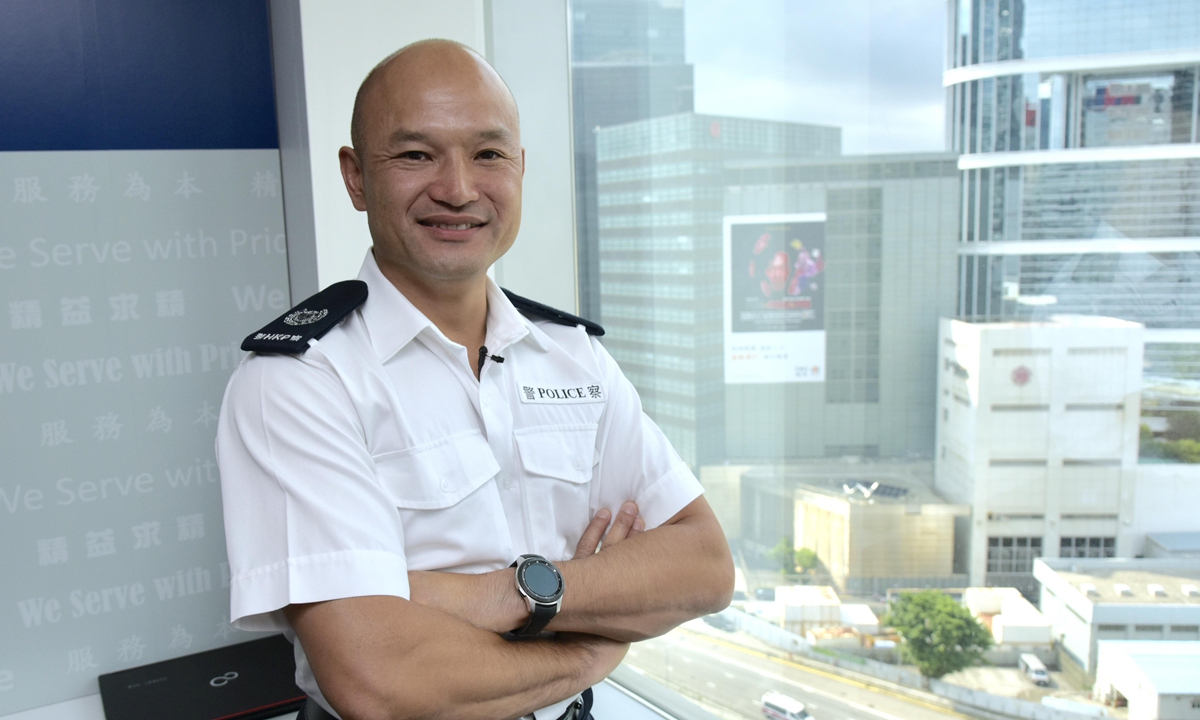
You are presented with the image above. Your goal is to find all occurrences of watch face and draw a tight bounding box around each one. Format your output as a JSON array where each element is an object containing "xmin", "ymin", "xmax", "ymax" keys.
[{"xmin": 520, "ymin": 560, "xmax": 562, "ymax": 602}]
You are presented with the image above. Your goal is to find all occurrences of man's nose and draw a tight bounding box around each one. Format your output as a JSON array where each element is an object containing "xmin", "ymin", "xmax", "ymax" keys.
[{"xmin": 429, "ymin": 154, "xmax": 479, "ymax": 207}]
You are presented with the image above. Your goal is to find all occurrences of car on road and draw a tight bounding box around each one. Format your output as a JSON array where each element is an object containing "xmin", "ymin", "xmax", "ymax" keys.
[
  {"xmin": 702, "ymin": 612, "xmax": 736, "ymax": 631},
  {"xmin": 755, "ymin": 587, "xmax": 775, "ymax": 601},
  {"xmin": 1018, "ymin": 653, "xmax": 1050, "ymax": 686},
  {"xmin": 760, "ymin": 691, "xmax": 811, "ymax": 720}
]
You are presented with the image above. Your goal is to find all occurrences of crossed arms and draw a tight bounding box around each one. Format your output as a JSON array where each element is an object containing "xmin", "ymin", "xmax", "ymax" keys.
[{"xmin": 285, "ymin": 496, "xmax": 734, "ymax": 720}]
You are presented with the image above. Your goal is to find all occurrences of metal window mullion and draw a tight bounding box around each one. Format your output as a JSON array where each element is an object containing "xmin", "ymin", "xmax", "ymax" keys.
[{"xmin": 1192, "ymin": 65, "xmax": 1199, "ymax": 144}]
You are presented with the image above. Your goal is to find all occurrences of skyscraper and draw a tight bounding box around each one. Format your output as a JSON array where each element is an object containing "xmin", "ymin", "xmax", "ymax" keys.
[
  {"xmin": 943, "ymin": 0, "xmax": 1200, "ymax": 594},
  {"xmin": 595, "ymin": 114, "xmax": 842, "ymax": 466},
  {"xmin": 948, "ymin": 0, "xmax": 1200, "ymax": 434},
  {"xmin": 571, "ymin": 0, "xmax": 695, "ymax": 319}
]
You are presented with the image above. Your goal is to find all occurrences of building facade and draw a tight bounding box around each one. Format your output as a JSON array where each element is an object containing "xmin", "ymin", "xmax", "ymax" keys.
[
  {"xmin": 594, "ymin": 114, "xmax": 841, "ymax": 465},
  {"xmin": 947, "ymin": 0, "xmax": 1200, "ymax": 440},
  {"xmin": 571, "ymin": 0, "xmax": 695, "ymax": 320},
  {"xmin": 722, "ymin": 155, "xmax": 961, "ymax": 462},
  {"xmin": 737, "ymin": 462, "xmax": 969, "ymax": 595},
  {"xmin": 594, "ymin": 135, "xmax": 961, "ymax": 467},
  {"xmin": 1034, "ymin": 558, "xmax": 1200, "ymax": 683},
  {"xmin": 937, "ymin": 316, "xmax": 1145, "ymax": 591}
]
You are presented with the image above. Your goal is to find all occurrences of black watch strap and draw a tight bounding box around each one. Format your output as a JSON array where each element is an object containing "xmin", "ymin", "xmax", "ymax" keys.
[{"xmin": 516, "ymin": 600, "xmax": 556, "ymax": 636}]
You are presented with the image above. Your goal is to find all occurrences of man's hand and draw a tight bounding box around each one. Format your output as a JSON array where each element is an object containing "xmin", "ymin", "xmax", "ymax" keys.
[
  {"xmin": 573, "ymin": 502, "xmax": 644, "ymax": 559},
  {"xmin": 407, "ymin": 502, "xmax": 645, "ymax": 633},
  {"xmin": 551, "ymin": 496, "xmax": 734, "ymax": 642},
  {"xmin": 286, "ymin": 596, "xmax": 626, "ymax": 720}
]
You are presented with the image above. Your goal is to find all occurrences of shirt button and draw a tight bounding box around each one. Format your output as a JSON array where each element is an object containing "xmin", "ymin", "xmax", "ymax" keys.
[
  {"xmin": 502, "ymin": 476, "xmax": 515, "ymax": 490},
  {"xmin": 572, "ymin": 457, "xmax": 585, "ymax": 471},
  {"xmin": 439, "ymin": 479, "xmax": 453, "ymax": 493},
  {"xmin": 481, "ymin": 396, "xmax": 490, "ymax": 407}
]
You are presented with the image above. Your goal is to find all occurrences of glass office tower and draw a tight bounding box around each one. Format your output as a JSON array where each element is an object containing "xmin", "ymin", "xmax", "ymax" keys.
[
  {"xmin": 571, "ymin": 0, "xmax": 695, "ymax": 320},
  {"xmin": 595, "ymin": 114, "xmax": 841, "ymax": 466},
  {"xmin": 948, "ymin": 0, "xmax": 1200, "ymax": 444}
]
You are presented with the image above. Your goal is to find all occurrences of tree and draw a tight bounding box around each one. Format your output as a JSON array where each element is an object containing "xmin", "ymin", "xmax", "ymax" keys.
[
  {"xmin": 882, "ymin": 590, "xmax": 992, "ymax": 679},
  {"xmin": 769, "ymin": 536, "xmax": 797, "ymax": 574},
  {"xmin": 794, "ymin": 547, "xmax": 818, "ymax": 572}
]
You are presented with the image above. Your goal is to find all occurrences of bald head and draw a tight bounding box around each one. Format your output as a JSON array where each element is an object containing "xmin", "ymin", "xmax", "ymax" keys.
[{"xmin": 350, "ymin": 39, "xmax": 519, "ymax": 155}]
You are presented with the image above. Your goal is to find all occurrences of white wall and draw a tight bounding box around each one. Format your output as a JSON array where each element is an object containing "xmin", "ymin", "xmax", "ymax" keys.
[
  {"xmin": 1131, "ymin": 464, "xmax": 1200, "ymax": 555},
  {"xmin": 487, "ymin": 0, "xmax": 578, "ymax": 310},
  {"xmin": 271, "ymin": 0, "xmax": 579, "ymax": 310},
  {"xmin": 274, "ymin": 0, "xmax": 489, "ymax": 292},
  {"xmin": 1, "ymin": 3, "xmax": 580, "ymax": 718}
]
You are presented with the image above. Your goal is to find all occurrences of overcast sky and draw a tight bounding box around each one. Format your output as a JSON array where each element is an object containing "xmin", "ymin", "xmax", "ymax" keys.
[{"xmin": 684, "ymin": 0, "xmax": 948, "ymax": 155}]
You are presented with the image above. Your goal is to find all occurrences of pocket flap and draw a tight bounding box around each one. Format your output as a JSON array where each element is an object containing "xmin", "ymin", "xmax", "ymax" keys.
[
  {"xmin": 374, "ymin": 431, "xmax": 500, "ymax": 509},
  {"xmin": 514, "ymin": 425, "xmax": 597, "ymax": 484}
]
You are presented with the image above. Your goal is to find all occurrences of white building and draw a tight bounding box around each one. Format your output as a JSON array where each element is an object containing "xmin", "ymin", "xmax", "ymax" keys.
[
  {"xmin": 1094, "ymin": 641, "xmax": 1200, "ymax": 720},
  {"xmin": 1034, "ymin": 558, "xmax": 1200, "ymax": 683},
  {"xmin": 774, "ymin": 585, "xmax": 842, "ymax": 636},
  {"xmin": 965, "ymin": 587, "xmax": 1052, "ymax": 646},
  {"xmin": 936, "ymin": 316, "xmax": 1144, "ymax": 591},
  {"xmin": 1146, "ymin": 533, "xmax": 1200, "ymax": 560}
]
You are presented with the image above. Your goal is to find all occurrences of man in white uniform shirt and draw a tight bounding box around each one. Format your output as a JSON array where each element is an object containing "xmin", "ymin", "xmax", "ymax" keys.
[{"xmin": 216, "ymin": 39, "xmax": 734, "ymax": 720}]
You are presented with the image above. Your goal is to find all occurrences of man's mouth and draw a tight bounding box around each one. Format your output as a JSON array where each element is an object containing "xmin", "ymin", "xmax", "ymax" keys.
[{"xmin": 420, "ymin": 220, "xmax": 485, "ymax": 230}]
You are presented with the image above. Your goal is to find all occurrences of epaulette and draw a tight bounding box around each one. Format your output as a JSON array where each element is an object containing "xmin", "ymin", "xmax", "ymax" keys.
[
  {"xmin": 503, "ymin": 289, "xmax": 604, "ymax": 337},
  {"xmin": 241, "ymin": 280, "xmax": 369, "ymax": 354}
]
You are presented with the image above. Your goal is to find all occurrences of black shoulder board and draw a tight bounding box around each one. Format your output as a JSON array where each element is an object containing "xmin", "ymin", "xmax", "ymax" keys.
[
  {"xmin": 502, "ymin": 288, "xmax": 604, "ymax": 337},
  {"xmin": 241, "ymin": 280, "xmax": 369, "ymax": 354}
]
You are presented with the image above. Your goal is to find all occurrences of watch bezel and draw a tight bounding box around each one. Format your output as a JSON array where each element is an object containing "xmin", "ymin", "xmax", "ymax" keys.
[{"xmin": 516, "ymin": 556, "xmax": 563, "ymax": 604}]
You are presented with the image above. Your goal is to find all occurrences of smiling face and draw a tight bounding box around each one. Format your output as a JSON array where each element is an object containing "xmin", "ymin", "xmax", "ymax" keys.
[{"xmin": 340, "ymin": 42, "xmax": 524, "ymax": 291}]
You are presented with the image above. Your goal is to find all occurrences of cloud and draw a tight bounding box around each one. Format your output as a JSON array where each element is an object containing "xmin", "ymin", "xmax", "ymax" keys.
[{"xmin": 685, "ymin": 0, "xmax": 947, "ymax": 154}]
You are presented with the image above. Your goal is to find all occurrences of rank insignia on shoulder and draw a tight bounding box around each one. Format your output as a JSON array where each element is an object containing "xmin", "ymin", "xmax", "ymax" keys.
[
  {"xmin": 503, "ymin": 289, "xmax": 604, "ymax": 337},
  {"xmin": 241, "ymin": 280, "xmax": 368, "ymax": 354}
]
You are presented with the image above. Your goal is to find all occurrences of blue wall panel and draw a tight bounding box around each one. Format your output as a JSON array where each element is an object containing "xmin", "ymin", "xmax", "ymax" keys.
[{"xmin": 0, "ymin": 0, "xmax": 278, "ymax": 150}]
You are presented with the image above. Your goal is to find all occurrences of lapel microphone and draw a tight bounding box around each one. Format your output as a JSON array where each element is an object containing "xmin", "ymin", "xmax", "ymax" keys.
[{"xmin": 478, "ymin": 345, "xmax": 506, "ymax": 374}]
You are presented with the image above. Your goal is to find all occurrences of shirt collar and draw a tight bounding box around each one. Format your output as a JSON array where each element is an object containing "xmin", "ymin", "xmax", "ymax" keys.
[{"xmin": 356, "ymin": 250, "xmax": 548, "ymax": 362}]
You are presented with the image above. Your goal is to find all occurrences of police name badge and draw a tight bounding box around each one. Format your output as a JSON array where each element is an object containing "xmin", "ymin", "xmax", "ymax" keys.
[{"xmin": 518, "ymin": 382, "xmax": 604, "ymax": 404}]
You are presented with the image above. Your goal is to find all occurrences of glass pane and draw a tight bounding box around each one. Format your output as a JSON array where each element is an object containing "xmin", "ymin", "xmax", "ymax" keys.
[{"xmin": 568, "ymin": 0, "xmax": 1197, "ymax": 713}]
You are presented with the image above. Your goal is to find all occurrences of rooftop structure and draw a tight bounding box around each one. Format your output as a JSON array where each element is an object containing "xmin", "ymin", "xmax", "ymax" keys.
[
  {"xmin": 1146, "ymin": 532, "xmax": 1200, "ymax": 559},
  {"xmin": 1034, "ymin": 558, "xmax": 1200, "ymax": 682},
  {"xmin": 965, "ymin": 587, "xmax": 1052, "ymax": 645},
  {"xmin": 1094, "ymin": 641, "xmax": 1200, "ymax": 720},
  {"xmin": 740, "ymin": 461, "xmax": 969, "ymax": 595}
]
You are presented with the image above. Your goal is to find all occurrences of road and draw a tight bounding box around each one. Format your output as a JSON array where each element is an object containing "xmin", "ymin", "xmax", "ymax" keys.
[{"xmin": 623, "ymin": 626, "xmax": 967, "ymax": 720}]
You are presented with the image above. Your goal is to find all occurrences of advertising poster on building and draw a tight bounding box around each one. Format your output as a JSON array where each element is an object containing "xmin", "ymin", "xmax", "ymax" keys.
[{"xmin": 723, "ymin": 213, "xmax": 827, "ymax": 384}]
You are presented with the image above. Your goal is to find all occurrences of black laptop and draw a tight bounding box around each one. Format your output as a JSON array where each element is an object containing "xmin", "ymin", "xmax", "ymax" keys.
[{"xmin": 98, "ymin": 634, "xmax": 306, "ymax": 720}]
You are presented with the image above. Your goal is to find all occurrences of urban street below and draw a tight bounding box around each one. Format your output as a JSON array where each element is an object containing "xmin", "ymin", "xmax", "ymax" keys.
[{"xmin": 624, "ymin": 625, "xmax": 967, "ymax": 720}]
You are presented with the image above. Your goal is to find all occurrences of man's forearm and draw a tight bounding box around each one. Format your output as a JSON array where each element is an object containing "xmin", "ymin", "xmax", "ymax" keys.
[
  {"xmin": 286, "ymin": 596, "xmax": 625, "ymax": 720},
  {"xmin": 549, "ymin": 500, "xmax": 734, "ymax": 641}
]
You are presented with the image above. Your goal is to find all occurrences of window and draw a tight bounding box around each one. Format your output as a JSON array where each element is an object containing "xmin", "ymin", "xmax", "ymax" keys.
[
  {"xmin": 987, "ymin": 536, "xmax": 1044, "ymax": 573},
  {"xmin": 1060, "ymin": 537, "xmax": 1116, "ymax": 559},
  {"xmin": 568, "ymin": 0, "xmax": 1199, "ymax": 715}
]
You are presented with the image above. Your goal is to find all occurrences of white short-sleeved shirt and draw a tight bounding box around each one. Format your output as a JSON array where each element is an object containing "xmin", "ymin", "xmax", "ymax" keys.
[{"xmin": 216, "ymin": 251, "xmax": 703, "ymax": 719}]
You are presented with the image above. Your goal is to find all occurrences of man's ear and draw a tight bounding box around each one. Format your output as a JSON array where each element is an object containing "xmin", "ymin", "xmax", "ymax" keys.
[
  {"xmin": 339, "ymin": 146, "xmax": 368, "ymax": 211},
  {"xmin": 521, "ymin": 148, "xmax": 526, "ymax": 178}
]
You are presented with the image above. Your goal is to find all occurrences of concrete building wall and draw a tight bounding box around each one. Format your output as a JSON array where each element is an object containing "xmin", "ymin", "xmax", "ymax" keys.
[
  {"xmin": 847, "ymin": 505, "xmax": 958, "ymax": 580},
  {"xmin": 937, "ymin": 318, "xmax": 1145, "ymax": 588},
  {"xmin": 723, "ymin": 155, "xmax": 960, "ymax": 463},
  {"xmin": 1132, "ymin": 465, "xmax": 1200, "ymax": 555}
]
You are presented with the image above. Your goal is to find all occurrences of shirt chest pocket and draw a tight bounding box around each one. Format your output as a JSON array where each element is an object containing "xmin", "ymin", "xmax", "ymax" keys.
[
  {"xmin": 514, "ymin": 424, "xmax": 597, "ymax": 484},
  {"xmin": 372, "ymin": 431, "xmax": 507, "ymax": 570},
  {"xmin": 514, "ymin": 424, "xmax": 597, "ymax": 558}
]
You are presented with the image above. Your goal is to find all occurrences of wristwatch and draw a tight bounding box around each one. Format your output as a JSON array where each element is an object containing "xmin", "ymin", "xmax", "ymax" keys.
[{"xmin": 510, "ymin": 554, "xmax": 564, "ymax": 637}]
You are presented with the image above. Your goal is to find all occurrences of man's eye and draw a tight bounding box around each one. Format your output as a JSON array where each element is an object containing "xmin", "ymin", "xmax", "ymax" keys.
[
  {"xmin": 399, "ymin": 151, "xmax": 427, "ymax": 161},
  {"xmin": 478, "ymin": 150, "xmax": 503, "ymax": 160}
]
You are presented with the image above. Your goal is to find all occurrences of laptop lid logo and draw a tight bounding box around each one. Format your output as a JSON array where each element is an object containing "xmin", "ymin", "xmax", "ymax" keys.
[{"xmin": 209, "ymin": 672, "xmax": 239, "ymax": 687}]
